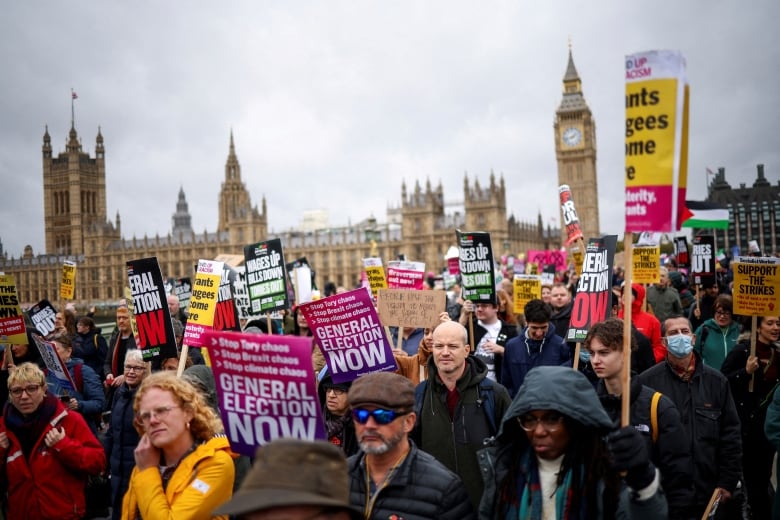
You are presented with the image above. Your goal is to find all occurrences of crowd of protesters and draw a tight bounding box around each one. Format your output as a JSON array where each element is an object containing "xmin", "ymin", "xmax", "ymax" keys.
[{"xmin": 1, "ymin": 255, "xmax": 779, "ymax": 520}]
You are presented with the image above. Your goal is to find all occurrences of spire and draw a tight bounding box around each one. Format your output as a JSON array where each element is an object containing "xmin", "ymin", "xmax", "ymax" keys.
[
  {"xmin": 225, "ymin": 131, "xmax": 241, "ymax": 181},
  {"xmin": 564, "ymin": 47, "xmax": 580, "ymax": 83},
  {"xmin": 66, "ymin": 124, "xmax": 81, "ymax": 153},
  {"xmin": 172, "ymin": 186, "xmax": 193, "ymax": 236},
  {"xmin": 230, "ymin": 128, "xmax": 236, "ymax": 155},
  {"xmin": 42, "ymin": 125, "xmax": 52, "ymax": 157},
  {"xmin": 558, "ymin": 43, "xmax": 587, "ymax": 112}
]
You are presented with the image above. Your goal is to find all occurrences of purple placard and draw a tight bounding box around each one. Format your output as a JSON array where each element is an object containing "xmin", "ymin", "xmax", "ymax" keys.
[
  {"xmin": 204, "ymin": 330, "xmax": 325, "ymax": 457},
  {"xmin": 299, "ymin": 287, "xmax": 397, "ymax": 384}
]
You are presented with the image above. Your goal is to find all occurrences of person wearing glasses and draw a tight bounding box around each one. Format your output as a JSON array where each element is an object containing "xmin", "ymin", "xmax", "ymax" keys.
[
  {"xmin": 102, "ymin": 350, "xmax": 149, "ymax": 520},
  {"xmin": 121, "ymin": 371, "xmax": 235, "ymax": 519},
  {"xmin": 317, "ymin": 372, "xmax": 358, "ymax": 457},
  {"xmin": 480, "ymin": 365, "xmax": 667, "ymax": 519},
  {"xmin": 345, "ymin": 371, "xmax": 475, "ymax": 519},
  {"xmin": 692, "ymin": 295, "xmax": 740, "ymax": 370},
  {"xmin": 0, "ymin": 362, "xmax": 106, "ymax": 519}
]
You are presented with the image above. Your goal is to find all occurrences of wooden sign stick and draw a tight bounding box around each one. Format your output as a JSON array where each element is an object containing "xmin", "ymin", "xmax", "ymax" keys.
[{"xmin": 621, "ymin": 233, "xmax": 634, "ymax": 427}]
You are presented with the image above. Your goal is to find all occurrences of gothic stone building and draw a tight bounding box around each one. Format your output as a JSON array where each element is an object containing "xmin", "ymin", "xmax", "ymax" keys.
[{"xmin": 2, "ymin": 127, "xmax": 557, "ymax": 307}]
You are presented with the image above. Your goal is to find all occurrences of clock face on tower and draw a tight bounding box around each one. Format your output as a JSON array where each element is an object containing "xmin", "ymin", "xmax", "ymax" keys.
[{"xmin": 562, "ymin": 127, "xmax": 582, "ymax": 147}]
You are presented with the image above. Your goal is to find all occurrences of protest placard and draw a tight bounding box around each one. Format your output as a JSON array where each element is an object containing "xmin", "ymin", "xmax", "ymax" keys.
[
  {"xmin": 457, "ymin": 230, "xmax": 496, "ymax": 303},
  {"xmin": 213, "ymin": 264, "xmax": 241, "ymax": 332},
  {"xmin": 244, "ymin": 239, "xmax": 289, "ymax": 313},
  {"xmin": 28, "ymin": 299, "xmax": 58, "ymax": 336},
  {"xmin": 513, "ymin": 275, "xmax": 542, "ymax": 314},
  {"xmin": 632, "ymin": 245, "xmax": 660, "ymax": 284},
  {"xmin": 363, "ymin": 257, "xmax": 387, "ymax": 297},
  {"xmin": 184, "ymin": 259, "xmax": 225, "ymax": 347},
  {"xmin": 731, "ymin": 256, "xmax": 780, "ymax": 316},
  {"xmin": 0, "ymin": 275, "xmax": 26, "ymax": 344},
  {"xmin": 674, "ymin": 236, "xmax": 690, "ymax": 269},
  {"xmin": 625, "ymin": 50, "xmax": 688, "ymax": 232},
  {"xmin": 300, "ymin": 288, "xmax": 396, "ymax": 384},
  {"xmin": 33, "ymin": 335, "xmax": 75, "ymax": 391},
  {"xmin": 204, "ymin": 330, "xmax": 325, "ymax": 456},
  {"xmin": 386, "ymin": 260, "xmax": 426, "ymax": 290},
  {"xmin": 690, "ymin": 235, "xmax": 716, "ymax": 286},
  {"xmin": 59, "ymin": 260, "xmax": 77, "ymax": 300},
  {"xmin": 570, "ymin": 246, "xmax": 584, "ymax": 277},
  {"xmin": 568, "ymin": 235, "xmax": 618, "ymax": 342},
  {"xmin": 292, "ymin": 264, "xmax": 313, "ymax": 304},
  {"xmin": 559, "ymin": 185, "xmax": 584, "ymax": 246},
  {"xmin": 126, "ymin": 257, "xmax": 177, "ymax": 361},
  {"xmin": 376, "ymin": 289, "xmax": 446, "ymax": 329},
  {"xmin": 173, "ymin": 277, "xmax": 192, "ymax": 312}
]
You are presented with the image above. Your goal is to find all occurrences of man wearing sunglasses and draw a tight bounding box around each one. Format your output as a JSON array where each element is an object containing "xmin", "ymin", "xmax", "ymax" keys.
[{"xmin": 345, "ymin": 371, "xmax": 475, "ymax": 519}]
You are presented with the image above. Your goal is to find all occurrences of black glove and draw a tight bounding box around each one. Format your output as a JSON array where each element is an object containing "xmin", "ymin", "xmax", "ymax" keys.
[{"xmin": 606, "ymin": 426, "xmax": 656, "ymax": 490}]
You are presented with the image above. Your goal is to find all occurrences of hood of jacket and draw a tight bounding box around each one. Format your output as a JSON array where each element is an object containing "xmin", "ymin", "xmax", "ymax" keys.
[
  {"xmin": 182, "ymin": 365, "xmax": 219, "ymax": 411},
  {"xmin": 427, "ymin": 354, "xmax": 488, "ymax": 393},
  {"xmin": 629, "ymin": 283, "xmax": 646, "ymax": 314},
  {"xmin": 520, "ymin": 321, "xmax": 559, "ymax": 349},
  {"xmin": 701, "ymin": 318, "xmax": 740, "ymax": 335},
  {"xmin": 497, "ymin": 365, "xmax": 612, "ymax": 443}
]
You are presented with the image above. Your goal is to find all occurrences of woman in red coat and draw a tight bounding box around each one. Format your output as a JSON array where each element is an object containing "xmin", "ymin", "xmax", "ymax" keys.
[{"xmin": 0, "ymin": 362, "xmax": 106, "ymax": 520}]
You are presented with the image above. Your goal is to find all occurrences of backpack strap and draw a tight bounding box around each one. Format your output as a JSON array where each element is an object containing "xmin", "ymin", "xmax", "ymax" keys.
[
  {"xmin": 414, "ymin": 379, "xmax": 498, "ymax": 435},
  {"xmin": 650, "ymin": 391, "xmax": 662, "ymax": 443}
]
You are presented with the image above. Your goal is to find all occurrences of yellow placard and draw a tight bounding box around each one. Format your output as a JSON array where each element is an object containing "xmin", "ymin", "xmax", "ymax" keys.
[
  {"xmin": 571, "ymin": 247, "xmax": 584, "ymax": 277},
  {"xmin": 124, "ymin": 286, "xmax": 139, "ymax": 338},
  {"xmin": 732, "ymin": 258, "xmax": 780, "ymax": 316},
  {"xmin": 187, "ymin": 260, "xmax": 223, "ymax": 327},
  {"xmin": 632, "ymin": 246, "xmax": 660, "ymax": 284},
  {"xmin": 513, "ymin": 275, "xmax": 542, "ymax": 315},
  {"xmin": 0, "ymin": 275, "xmax": 27, "ymax": 344},
  {"xmin": 60, "ymin": 261, "xmax": 77, "ymax": 300},
  {"xmin": 363, "ymin": 257, "xmax": 387, "ymax": 297}
]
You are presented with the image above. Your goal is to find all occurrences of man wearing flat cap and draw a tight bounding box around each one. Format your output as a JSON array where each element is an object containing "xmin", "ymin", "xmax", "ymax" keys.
[
  {"xmin": 213, "ymin": 438, "xmax": 362, "ymax": 519},
  {"xmin": 346, "ymin": 371, "xmax": 475, "ymax": 519}
]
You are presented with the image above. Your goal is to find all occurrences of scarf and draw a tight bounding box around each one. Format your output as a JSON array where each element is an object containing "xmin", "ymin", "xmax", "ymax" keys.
[
  {"xmin": 325, "ymin": 411, "xmax": 351, "ymax": 448},
  {"xmin": 504, "ymin": 449, "xmax": 585, "ymax": 520},
  {"xmin": 4, "ymin": 392, "xmax": 61, "ymax": 459}
]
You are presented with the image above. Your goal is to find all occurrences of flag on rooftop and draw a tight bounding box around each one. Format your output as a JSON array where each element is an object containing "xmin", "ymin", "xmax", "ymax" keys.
[{"xmin": 681, "ymin": 200, "xmax": 729, "ymax": 230}]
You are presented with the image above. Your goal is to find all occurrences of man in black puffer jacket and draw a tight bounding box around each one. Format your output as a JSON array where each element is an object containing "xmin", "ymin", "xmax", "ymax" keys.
[{"xmin": 346, "ymin": 372, "xmax": 475, "ymax": 520}]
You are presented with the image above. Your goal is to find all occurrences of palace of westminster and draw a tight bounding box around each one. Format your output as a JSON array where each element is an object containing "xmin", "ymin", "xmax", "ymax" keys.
[{"xmin": 6, "ymin": 50, "xmax": 771, "ymax": 307}]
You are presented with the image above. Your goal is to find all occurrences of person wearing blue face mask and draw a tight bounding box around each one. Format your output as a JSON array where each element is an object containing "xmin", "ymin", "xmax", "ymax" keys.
[{"xmin": 636, "ymin": 315, "xmax": 744, "ymax": 519}]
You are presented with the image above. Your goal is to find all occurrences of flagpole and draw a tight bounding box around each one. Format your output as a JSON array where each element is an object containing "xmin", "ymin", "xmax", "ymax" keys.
[{"xmin": 70, "ymin": 88, "xmax": 75, "ymax": 128}]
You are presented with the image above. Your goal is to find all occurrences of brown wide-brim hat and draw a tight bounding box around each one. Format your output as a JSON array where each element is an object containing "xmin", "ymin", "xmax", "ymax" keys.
[{"xmin": 213, "ymin": 439, "xmax": 362, "ymax": 518}]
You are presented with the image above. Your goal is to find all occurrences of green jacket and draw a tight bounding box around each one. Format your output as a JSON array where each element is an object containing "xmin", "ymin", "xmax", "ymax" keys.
[
  {"xmin": 415, "ymin": 356, "xmax": 511, "ymax": 511},
  {"xmin": 694, "ymin": 318, "xmax": 740, "ymax": 369}
]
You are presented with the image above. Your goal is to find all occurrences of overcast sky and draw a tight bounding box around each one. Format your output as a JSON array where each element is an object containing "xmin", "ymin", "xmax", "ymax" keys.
[{"xmin": 1, "ymin": 1, "xmax": 777, "ymax": 258}]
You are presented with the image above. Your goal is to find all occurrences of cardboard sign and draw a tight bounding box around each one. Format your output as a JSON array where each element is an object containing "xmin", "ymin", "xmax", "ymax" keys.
[
  {"xmin": 0, "ymin": 275, "xmax": 26, "ymax": 344},
  {"xmin": 363, "ymin": 258, "xmax": 387, "ymax": 297},
  {"xmin": 300, "ymin": 288, "xmax": 397, "ymax": 384},
  {"xmin": 386, "ymin": 260, "xmax": 426, "ymax": 290},
  {"xmin": 732, "ymin": 256, "xmax": 780, "ymax": 316},
  {"xmin": 244, "ymin": 239, "xmax": 289, "ymax": 313},
  {"xmin": 527, "ymin": 249, "xmax": 568, "ymax": 274},
  {"xmin": 674, "ymin": 236, "xmax": 690, "ymax": 269},
  {"xmin": 33, "ymin": 335, "xmax": 75, "ymax": 391},
  {"xmin": 625, "ymin": 50, "xmax": 689, "ymax": 232},
  {"xmin": 457, "ymin": 230, "xmax": 496, "ymax": 303},
  {"xmin": 204, "ymin": 330, "xmax": 325, "ymax": 456},
  {"xmin": 184, "ymin": 259, "xmax": 225, "ymax": 347},
  {"xmin": 513, "ymin": 275, "xmax": 542, "ymax": 315},
  {"xmin": 632, "ymin": 245, "xmax": 660, "ymax": 284},
  {"xmin": 559, "ymin": 185, "xmax": 584, "ymax": 246},
  {"xmin": 27, "ymin": 299, "xmax": 58, "ymax": 336},
  {"xmin": 690, "ymin": 235, "xmax": 716, "ymax": 286},
  {"xmin": 213, "ymin": 265, "xmax": 241, "ymax": 333},
  {"xmin": 376, "ymin": 289, "xmax": 446, "ymax": 329},
  {"xmin": 59, "ymin": 260, "xmax": 77, "ymax": 300},
  {"xmin": 568, "ymin": 235, "xmax": 618, "ymax": 342},
  {"xmin": 570, "ymin": 246, "xmax": 584, "ymax": 277},
  {"xmin": 126, "ymin": 257, "xmax": 177, "ymax": 361}
]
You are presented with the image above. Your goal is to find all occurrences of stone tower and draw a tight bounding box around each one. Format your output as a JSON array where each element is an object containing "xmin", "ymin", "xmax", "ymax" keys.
[
  {"xmin": 463, "ymin": 171, "xmax": 510, "ymax": 251},
  {"xmin": 216, "ymin": 131, "xmax": 268, "ymax": 245},
  {"xmin": 42, "ymin": 124, "xmax": 108, "ymax": 256},
  {"xmin": 172, "ymin": 186, "xmax": 193, "ymax": 238},
  {"xmin": 554, "ymin": 46, "xmax": 600, "ymax": 244}
]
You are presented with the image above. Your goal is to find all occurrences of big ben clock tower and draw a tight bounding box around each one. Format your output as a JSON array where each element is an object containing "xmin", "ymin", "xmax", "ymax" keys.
[{"xmin": 554, "ymin": 46, "xmax": 600, "ymax": 244}]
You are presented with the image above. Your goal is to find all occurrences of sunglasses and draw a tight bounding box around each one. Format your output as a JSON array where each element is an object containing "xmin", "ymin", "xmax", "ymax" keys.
[{"xmin": 351, "ymin": 407, "xmax": 407, "ymax": 425}]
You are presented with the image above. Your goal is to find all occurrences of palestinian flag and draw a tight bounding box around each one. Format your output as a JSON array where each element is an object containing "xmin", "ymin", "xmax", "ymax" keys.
[{"xmin": 681, "ymin": 200, "xmax": 730, "ymax": 230}]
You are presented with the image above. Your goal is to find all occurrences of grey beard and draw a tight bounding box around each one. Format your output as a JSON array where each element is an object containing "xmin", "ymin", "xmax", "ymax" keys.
[{"xmin": 359, "ymin": 430, "xmax": 405, "ymax": 455}]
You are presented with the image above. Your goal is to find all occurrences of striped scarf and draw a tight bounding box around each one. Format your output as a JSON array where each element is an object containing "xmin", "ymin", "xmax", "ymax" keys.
[{"xmin": 504, "ymin": 449, "xmax": 585, "ymax": 520}]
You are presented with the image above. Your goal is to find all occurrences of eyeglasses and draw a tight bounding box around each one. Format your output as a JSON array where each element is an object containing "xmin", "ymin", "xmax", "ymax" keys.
[
  {"xmin": 9, "ymin": 384, "xmax": 42, "ymax": 397},
  {"xmin": 352, "ymin": 408, "xmax": 406, "ymax": 425},
  {"xmin": 714, "ymin": 310, "xmax": 731, "ymax": 316},
  {"xmin": 518, "ymin": 412, "xmax": 565, "ymax": 432},
  {"xmin": 124, "ymin": 365, "xmax": 146, "ymax": 373},
  {"xmin": 324, "ymin": 387, "xmax": 346, "ymax": 396},
  {"xmin": 137, "ymin": 405, "xmax": 179, "ymax": 425}
]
